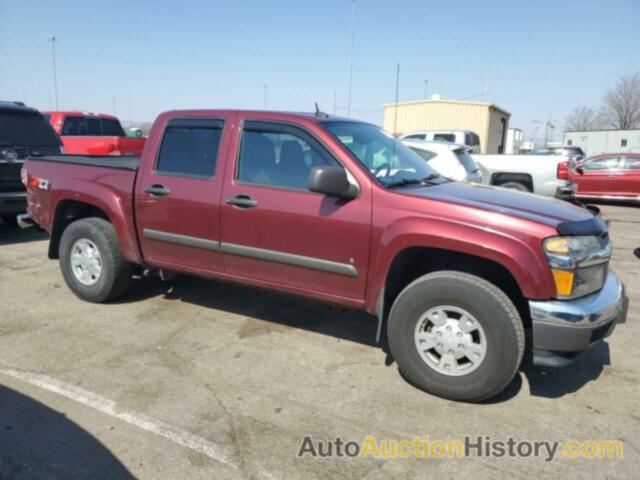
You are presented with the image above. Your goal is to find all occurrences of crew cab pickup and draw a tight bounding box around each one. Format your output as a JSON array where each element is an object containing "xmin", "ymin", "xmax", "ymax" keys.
[
  {"xmin": 43, "ymin": 111, "xmax": 145, "ymax": 156},
  {"xmin": 472, "ymin": 153, "xmax": 576, "ymax": 199},
  {"xmin": 21, "ymin": 110, "xmax": 628, "ymax": 401}
]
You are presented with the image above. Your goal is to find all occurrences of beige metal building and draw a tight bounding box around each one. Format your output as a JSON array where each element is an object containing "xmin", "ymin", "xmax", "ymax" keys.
[{"xmin": 383, "ymin": 96, "xmax": 511, "ymax": 153}]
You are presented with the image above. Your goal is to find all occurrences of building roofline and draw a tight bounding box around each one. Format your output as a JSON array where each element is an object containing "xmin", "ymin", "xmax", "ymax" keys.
[
  {"xmin": 564, "ymin": 128, "xmax": 640, "ymax": 133},
  {"xmin": 382, "ymin": 98, "xmax": 510, "ymax": 116}
]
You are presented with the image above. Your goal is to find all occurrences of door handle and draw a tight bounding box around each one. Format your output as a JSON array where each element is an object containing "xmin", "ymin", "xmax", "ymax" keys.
[
  {"xmin": 225, "ymin": 194, "xmax": 258, "ymax": 209},
  {"xmin": 144, "ymin": 184, "xmax": 171, "ymax": 197}
]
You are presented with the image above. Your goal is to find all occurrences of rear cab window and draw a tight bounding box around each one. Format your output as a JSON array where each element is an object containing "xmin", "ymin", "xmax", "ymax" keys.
[
  {"xmin": 101, "ymin": 118, "xmax": 126, "ymax": 136},
  {"xmin": 455, "ymin": 149, "xmax": 479, "ymax": 173},
  {"xmin": 155, "ymin": 119, "xmax": 223, "ymax": 178},
  {"xmin": 60, "ymin": 115, "xmax": 126, "ymax": 137},
  {"xmin": 0, "ymin": 110, "xmax": 61, "ymax": 147}
]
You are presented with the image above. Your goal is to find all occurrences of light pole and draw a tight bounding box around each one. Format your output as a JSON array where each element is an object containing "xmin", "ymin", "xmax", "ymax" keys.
[
  {"xmin": 49, "ymin": 36, "xmax": 59, "ymax": 109},
  {"xmin": 346, "ymin": 0, "xmax": 355, "ymax": 117},
  {"xmin": 424, "ymin": 79, "xmax": 429, "ymax": 99}
]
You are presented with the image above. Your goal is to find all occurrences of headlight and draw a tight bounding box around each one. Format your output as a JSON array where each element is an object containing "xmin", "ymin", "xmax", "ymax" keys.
[{"xmin": 543, "ymin": 235, "xmax": 610, "ymax": 299}]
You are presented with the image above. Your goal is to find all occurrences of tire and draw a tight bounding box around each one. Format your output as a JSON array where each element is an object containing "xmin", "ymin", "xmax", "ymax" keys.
[
  {"xmin": 1, "ymin": 214, "xmax": 18, "ymax": 227},
  {"xmin": 499, "ymin": 181, "xmax": 530, "ymax": 192},
  {"xmin": 387, "ymin": 271, "xmax": 524, "ymax": 402},
  {"xmin": 59, "ymin": 217, "xmax": 132, "ymax": 303}
]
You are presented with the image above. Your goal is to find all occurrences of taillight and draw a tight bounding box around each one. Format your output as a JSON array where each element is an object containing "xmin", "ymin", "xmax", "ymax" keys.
[
  {"xmin": 557, "ymin": 161, "xmax": 569, "ymax": 180},
  {"xmin": 107, "ymin": 144, "xmax": 121, "ymax": 156}
]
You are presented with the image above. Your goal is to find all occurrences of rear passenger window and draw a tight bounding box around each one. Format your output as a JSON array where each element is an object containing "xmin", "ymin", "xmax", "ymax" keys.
[
  {"xmin": 156, "ymin": 119, "xmax": 223, "ymax": 177},
  {"xmin": 237, "ymin": 123, "xmax": 334, "ymax": 190},
  {"xmin": 62, "ymin": 116, "xmax": 87, "ymax": 135},
  {"xmin": 623, "ymin": 157, "xmax": 640, "ymax": 170},
  {"xmin": 86, "ymin": 117, "xmax": 101, "ymax": 135},
  {"xmin": 433, "ymin": 133, "xmax": 455, "ymax": 142}
]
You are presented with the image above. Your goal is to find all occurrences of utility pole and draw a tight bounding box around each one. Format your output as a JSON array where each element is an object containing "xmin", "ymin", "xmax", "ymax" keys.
[
  {"xmin": 484, "ymin": 71, "xmax": 490, "ymax": 102},
  {"xmin": 346, "ymin": 0, "xmax": 355, "ymax": 116},
  {"xmin": 393, "ymin": 63, "xmax": 400, "ymax": 137},
  {"xmin": 262, "ymin": 84, "xmax": 268, "ymax": 109},
  {"xmin": 48, "ymin": 36, "xmax": 59, "ymax": 109}
]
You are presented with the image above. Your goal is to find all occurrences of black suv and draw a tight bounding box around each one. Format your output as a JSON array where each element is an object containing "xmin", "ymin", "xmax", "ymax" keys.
[{"xmin": 0, "ymin": 102, "xmax": 62, "ymax": 225}]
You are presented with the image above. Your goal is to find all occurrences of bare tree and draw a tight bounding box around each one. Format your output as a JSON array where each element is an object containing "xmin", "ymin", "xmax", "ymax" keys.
[
  {"xmin": 565, "ymin": 106, "xmax": 599, "ymax": 131},
  {"xmin": 600, "ymin": 72, "xmax": 640, "ymax": 129}
]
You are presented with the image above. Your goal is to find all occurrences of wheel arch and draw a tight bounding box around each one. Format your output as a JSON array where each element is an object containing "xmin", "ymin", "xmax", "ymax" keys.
[
  {"xmin": 367, "ymin": 218, "xmax": 554, "ymax": 342},
  {"xmin": 48, "ymin": 184, "xmax": 141, "ymax": 263}
]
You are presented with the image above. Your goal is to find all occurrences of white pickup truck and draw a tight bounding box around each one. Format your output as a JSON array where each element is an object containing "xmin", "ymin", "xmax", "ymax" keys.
[{"xmin": 472, "ymin": 154, "xmax": 575, "ymax": 198}]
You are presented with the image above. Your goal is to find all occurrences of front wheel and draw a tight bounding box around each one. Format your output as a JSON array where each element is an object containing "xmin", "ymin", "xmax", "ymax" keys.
[
  {"xmin": 387, "ymin": 271, "xmax": 524, "ymax": 402},
  {"xmin": 59, "ymin": 217, "xmax": 132, "ymax": 303}
]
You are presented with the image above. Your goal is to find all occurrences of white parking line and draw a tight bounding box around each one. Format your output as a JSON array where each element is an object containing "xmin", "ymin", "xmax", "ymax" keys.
[{"xmin": 0, "ymin": 369, "xmax": 238, "ymax": 470}]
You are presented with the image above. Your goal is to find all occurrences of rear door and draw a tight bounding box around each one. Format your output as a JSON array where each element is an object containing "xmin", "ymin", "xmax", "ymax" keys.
[
  {"xmin": 219, "ymin": 119, "xmax": 371, "ymax": 301},
  {"xmin": 135, "ymin": 114, "xmax": 234, "ymax": 274},
  {"xmin": 619, "ymin": 156, "xmax": 640, "ymax": 199},
  {"xmin": 576, "ymin": 156, "xmax": 622, "ymax": 197}
]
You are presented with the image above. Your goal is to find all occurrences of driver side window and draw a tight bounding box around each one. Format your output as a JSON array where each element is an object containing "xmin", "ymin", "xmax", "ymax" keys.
[
  {"xmin": 237, "ymin": 123, "xmax": 336, "ymax": 191},
  {"xmin": 584, "ymin": 157, "xmax": 621, "ymax": 171}
]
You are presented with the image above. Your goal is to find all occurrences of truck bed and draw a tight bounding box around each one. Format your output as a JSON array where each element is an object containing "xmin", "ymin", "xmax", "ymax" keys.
[{"xmin": 30, "ymin": 154, "xmax": 139, "ymax": 171}]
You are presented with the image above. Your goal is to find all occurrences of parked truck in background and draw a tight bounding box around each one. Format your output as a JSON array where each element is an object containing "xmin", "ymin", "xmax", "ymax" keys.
[
  {"xmin": 20, "ymin": 109, "xmax": 628, "ymax": 401},
  {"xmin": 472, "ymin": 153, "xmax": 576, "ymax": 198},
  {"xmin": 0, "ymin": 101, "xmax": 62, "ymax": 225},
  {"xmin": 43, "ymin": 111, "xmax": 146, "ymax": 156}
]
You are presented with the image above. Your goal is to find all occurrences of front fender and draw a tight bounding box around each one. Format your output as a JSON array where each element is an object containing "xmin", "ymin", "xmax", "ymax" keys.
[
  {"xmin": 50, "ymin": 178, "xmax": 141, "ymax": 263},
  {"xmin": 365, "ymin": 216, "xmax": 555, "ymax": 314}
]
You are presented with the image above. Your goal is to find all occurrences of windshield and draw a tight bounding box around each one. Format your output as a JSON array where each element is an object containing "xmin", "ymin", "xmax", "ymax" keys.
[
  {"xmin": 0, "ymin": 110, "xmax": 61, "ymax": 147},
  {"xmin": 323, "ymin": 121, "xmax": 442, "ymax": 187}
]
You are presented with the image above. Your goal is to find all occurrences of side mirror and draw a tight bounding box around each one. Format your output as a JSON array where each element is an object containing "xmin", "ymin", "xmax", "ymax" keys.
[
  {"xmin": 576, "ymin": 166, "xmax": 584, "ymax": 175},
  {"xmin": 308, "ymin": 165, "xmax": 358, "ymax": 200}
]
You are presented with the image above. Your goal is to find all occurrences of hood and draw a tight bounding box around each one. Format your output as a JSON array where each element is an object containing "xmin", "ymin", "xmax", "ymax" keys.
[{"xmin": 401, "ymin": 181, "xmax": 605, "ymax": 234}]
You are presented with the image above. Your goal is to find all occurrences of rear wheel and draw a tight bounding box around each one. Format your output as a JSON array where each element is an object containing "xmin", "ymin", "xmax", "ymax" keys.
[
  {"xmin": 499, "ymin": 181, "xmax": 530, "ymax": 192},
  {"xmin": 387, "ymin": 271, "xmax": 524, "ymax": 402},
  {"xmin": 59, "ymin": 217, "xmax": 132, "ymax": 302}
]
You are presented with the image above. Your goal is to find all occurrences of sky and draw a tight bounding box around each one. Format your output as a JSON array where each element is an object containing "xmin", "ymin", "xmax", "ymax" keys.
[{"xmin": 1, "ymin": 0, "xmax": 638, "ymax": 141}]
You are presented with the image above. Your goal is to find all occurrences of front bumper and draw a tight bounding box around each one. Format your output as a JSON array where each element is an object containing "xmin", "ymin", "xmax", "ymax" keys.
[{"xmin": 529, "ymin": 271, "xmax": 628, "ymax": 367}]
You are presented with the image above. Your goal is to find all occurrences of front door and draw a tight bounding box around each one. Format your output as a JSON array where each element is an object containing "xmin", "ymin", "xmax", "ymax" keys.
[
  {"xmin": 135, "ymin": 114, "xmax": 234, "ymax": 274},
  {"xmin": 219, "ymin": 120, "xmax": 371, "ymax": 301}
]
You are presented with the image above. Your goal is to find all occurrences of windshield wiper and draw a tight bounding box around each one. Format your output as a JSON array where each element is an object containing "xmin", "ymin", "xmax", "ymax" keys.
[{"xmin": 385, "ymin": 174, "xmax": 442, "ymax": 188}]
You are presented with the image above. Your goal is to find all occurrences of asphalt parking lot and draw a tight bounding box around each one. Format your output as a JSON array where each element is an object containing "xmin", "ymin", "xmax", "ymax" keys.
[{"xmin": 0, "ymin": 204, "xmax": 638, "ymax": 479}]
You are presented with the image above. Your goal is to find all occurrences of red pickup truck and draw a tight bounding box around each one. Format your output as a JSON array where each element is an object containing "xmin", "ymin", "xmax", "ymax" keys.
[
  {"xmin": 43, "ymin": 111, "xmax": 145, "ymax": 156},
  {"xmin": 20, "ymin": 110, "xmax": 628, "ymax": 401}
]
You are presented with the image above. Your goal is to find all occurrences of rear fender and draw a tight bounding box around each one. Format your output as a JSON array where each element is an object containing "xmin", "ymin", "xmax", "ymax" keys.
[{"xmin": 49, "ymin": 178, "xmax": 141, "ymax": 263}]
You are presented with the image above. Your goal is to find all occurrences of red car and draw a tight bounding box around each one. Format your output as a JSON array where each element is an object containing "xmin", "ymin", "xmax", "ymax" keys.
[
  {"xmin": 19, "ymin": 109, "xmax": 627, "ymax": 401},
  {"xmin": 571, "ymin": 153, "xmax": 640, "ymax": 204},
  {"xmin": 43, "ymin": 111, "xmax": 146, "ymax": 156}
]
